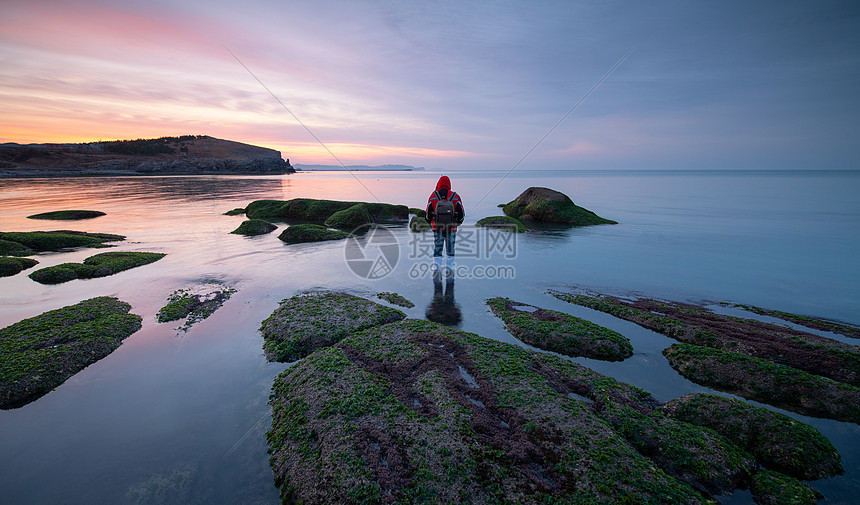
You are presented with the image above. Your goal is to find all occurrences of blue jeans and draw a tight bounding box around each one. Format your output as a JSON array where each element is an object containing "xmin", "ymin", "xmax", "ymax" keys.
[{"xmin": 433, "ymin": 229, "xmax": 456, "ymax": 257}]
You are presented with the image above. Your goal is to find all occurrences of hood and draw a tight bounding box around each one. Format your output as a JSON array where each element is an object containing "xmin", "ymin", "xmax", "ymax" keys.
[{"xmin": 435, "ymin": 175, "xmax": 451, "ymax": 192}]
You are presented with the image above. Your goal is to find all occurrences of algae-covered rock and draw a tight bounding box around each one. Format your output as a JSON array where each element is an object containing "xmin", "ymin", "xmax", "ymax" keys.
[
  {"xmin": 277, "ymin": 224, "xmax": 351, "ymax": 244},
  {"xmin": 662, "ymin": 393, "xmax": 843, "ymax": 480},
  {"xmin": 157, "ymin": 284, "xmax": 236, "ymax": 332},
  {"xmin": 663, "ymin": 343, "xmax": 860, "ymax": 424},
  {"xmin": 0, "ymin": 296, "xmax": 141, "ymax": 409},
  {"xmin": 409, "ymin": 207, "xmax": 426, "ymax": 219},
  {"xmin": 487, "ymin": 297, "xmax": 632, "ymax": 361},
  {"xmin": 377, "ymin": 291, "xmax": 414, "ymax": 308},
  {"xmin": 223, "ymin": 207, "xmax": 246, "ymax": 216},
  {"xmin": 324, "ymin": 203, "xmax": 373, "ymax": 229},
  {"xmin": 28, "ymin": 251, "xmax": 166, "ymax": 284},
  {"xmin": 0, "ymin": 239, "xmax": 34, "ymax": 256},
  {"xmin": 409, "ymin": 215, "xmax": 431, "ymax": 232},
  {"xmin": 750, "ymin": 470, "xmax": 821, "ymax": 505},
  {"xmin": 476, "ymin": 215, "xmax": 527, "ymax": 232},
  {"xmin": 502, "ymin": 187, "xmax": 616, "ymax": 226},
  {"xmin": 735, "ymin": 303, "xmax": 860, "ymax": 339},
  {"xmin": 230, "ymin": 219, "xmax": 277, "ymax": 236},
  {"xmin": 26, "ymin": 210, "xmax": 106, "ymax": 220},
  {"xmin": 552, "ymin": 291, "xmax": 860, "ymax": 387},
  {"xmin": 245, "ymin": 198, "xmax": 408, "ymax": 224},
  {"xmin": 0, "ymin": 230, "xmax": 124, "ymax": 252},
  {"xmin": 267, "ymin": 317, "xmax": 759, "ymax": 504},
  {"xmin": 0, "ymin": 256, "xmax": 38, "ymax": 277},
  {"xmin": 260, "ymin": 291, "xmax": 406, "ymax": 362}
]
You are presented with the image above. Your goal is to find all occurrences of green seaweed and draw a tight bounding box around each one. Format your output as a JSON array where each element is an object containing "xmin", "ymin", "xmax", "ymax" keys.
[
  {"xmin": 260, "ymin": 291, "xmax": 406, "ymax": 362},
  {"xmin": 0, "ymin": 239, "xmax": 34, "ymax": 256},
  {"xmin": 475, "ymin": 216, "xmax": 527, "ymax": 232},
  {"xmin": 662, "ymin": 393, "xmax": 842, "ymax": 480},
  {"xmin": 0, "ymin": 296, "xmax": 141, "ymax": 409},
  {"xmin": 663, "ymin": 343, "xmax": 860, "ymax": 424},
  {"xmin": 324, "ymin": 203, "xmax": 374, "ymax": 229},
  {"xmin": 157, "ymin": 285, "xmax": 236, "ymax": 331},
  {"xmin": 749, "ymin": 470, "xmax": 821, "ymax": 505},
  {"xmin": 245, "ymin": 197, "xmax": 408, "ymax": 223},
  {"xmin": 26, "ymin": 210, "xmax": 106, "ymax": 220},
  {"xmin": 502, "ymin": 189, "xmax": 616, "ymax": 226},
  {"xmin": 277, "ymin": 224, "xmax": 351, "ymax": 244},
  {"xmin": 0, "ymin": 256, "xmax": 38, "ymax": 277},
  {"xmin": 377, "ymin": 292, "xmax": 415, "ymax": 308},
  {"xmin": 409, "ymin": 215, "xmax": 431, "ymax": 232},
  {"xmin": 28, "ymin": 251, "xmax": 166, "ymax": 284},
  {"xmin": 735, "ymin": 303, "xmax": 860, "ymax": 339},
  {"xmin": 487, "ymin": 297, "xmax": 632, "ymax": 361},
  {"xmin": 230, "ymin": 219, "xmax": 277, "ymax": 236},
  {"xmin": 0, "ymin": 230, "xmax": 124, "ymax": 252}
]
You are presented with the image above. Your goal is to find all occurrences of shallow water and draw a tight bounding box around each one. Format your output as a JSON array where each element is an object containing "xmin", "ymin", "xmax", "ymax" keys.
[{"xmin": 0, "ymin": 170, "xmax": 858, "ymax": 504}]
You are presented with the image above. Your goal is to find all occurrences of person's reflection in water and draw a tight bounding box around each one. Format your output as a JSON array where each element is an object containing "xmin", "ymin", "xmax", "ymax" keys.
[{"xmin": 425, "ymin": 269, "xmax": 462, "ymax": 327}]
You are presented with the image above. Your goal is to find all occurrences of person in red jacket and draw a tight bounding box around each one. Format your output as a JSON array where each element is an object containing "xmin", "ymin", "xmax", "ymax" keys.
[{"xmin": 426, "ymin": 175, "xmax": 465, "ymax": 271}]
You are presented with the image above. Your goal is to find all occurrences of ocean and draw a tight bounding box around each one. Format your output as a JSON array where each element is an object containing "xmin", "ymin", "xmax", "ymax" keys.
[{"xmin": 0, "ymin": 169, "xmax": 858, "ymax": 504}]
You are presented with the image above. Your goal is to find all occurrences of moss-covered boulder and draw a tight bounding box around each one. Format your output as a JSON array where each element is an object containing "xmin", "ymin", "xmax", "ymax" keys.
[
  {"xmin": 409, "ymin": 215, "xmax": 431, "ymax": 232},
  {"xmin": 476, "ymin": 215, "xmax": 527, "ymax": 232},
  {"xmin": 663, "ymin": 343, "xmax": 860, "ymax": 424},
  {"xmin": 409, "ymin": 207, "xmax": 426, "ymax": 219},
  {"xmin": 260, "ymin": 292, "xmax": 406, "ymax": 362},
  {"xmin": 26, "ymin": 210, "xmax": 106, "ymax": 220},
  {"xmin": 324, "ymin": 203, "xmax": 373, "ymax": 229},
  {"xmin": 268, "ymin": 318, "xmax": 761, "ymax": 504},
  {"xmin": 377, "ymin": 292, "xmax": 414, "ymax": 308},
  {"xmin": 28, "ymin": 251, "xmax": 166, "ymax": 284},
  {"xmin": 245, "ymin": 198, "xmax": 408, "ymax": 224},
  {"xmin": 223, "ymin": 207, "xmax": 246, "ymax": 216},
  {"xmin": 487, "ymin": 297, "xmax": 632, "ymax": 361},
  {"xmin": 502, "ymin": 187, "xmax": 616, "ymax": 226},
  {"xmin": 0, "ymin": 230, "xmax": 124, "ymax": 252},
  {"xmin": 0, "ymin": 296, "xmax": 142, "ymax": 409},
  {"xmin": 157, "ymin": 285, "xmax": 236, "ymax": 332},
  {"xmin": 230, "ymin": 219, "xmax": 277, "ymax": 236},
  {"xmin": 277, "ymin": 224, "xmax": 351, "ymax": 244},
  {"xmin": 0, "ymin": 256, "xmax": 38, "ymax": 277},
  {"xmin": 750, "ymin": 470, "xmax": 821, "ymax": 505},
  {"xmin": 662, "ymin": 393, "xmax": 843, "ymax": 480}
]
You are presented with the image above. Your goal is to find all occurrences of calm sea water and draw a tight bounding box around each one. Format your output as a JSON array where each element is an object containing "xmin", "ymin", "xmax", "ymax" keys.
[{"xmin": 0, "ymin": 170, "xmax": 858, "ymax": 504}]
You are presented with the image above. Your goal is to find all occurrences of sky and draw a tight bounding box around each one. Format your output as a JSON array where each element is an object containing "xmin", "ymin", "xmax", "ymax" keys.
[{"xmin": 1, "ymin": 0, "xmax": 858, "ymax": 170}]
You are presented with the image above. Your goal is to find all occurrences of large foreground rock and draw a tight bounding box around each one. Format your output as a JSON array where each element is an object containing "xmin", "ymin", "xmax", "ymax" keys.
[
  {"xmin": 502, "ymin": 187, "xmax": 616, "ymax": 226},
  {"xmin": 1, "ymin": 297, "xmax": 141, "ymax": 409},
  {"xmin": 268, "ymin": 318, "xmax": 770, "ymax": 504}
]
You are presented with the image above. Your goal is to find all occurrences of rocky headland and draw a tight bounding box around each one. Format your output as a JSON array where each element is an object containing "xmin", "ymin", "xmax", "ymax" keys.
[{"xmin": 0, "ymin": 135, "xmax": 294, "ymax": 177}]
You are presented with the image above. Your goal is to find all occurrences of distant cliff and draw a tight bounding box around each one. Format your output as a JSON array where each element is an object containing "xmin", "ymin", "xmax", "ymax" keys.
[{"xmin": 0, "ymin": 136, "xmax": 295, "ymax": 177}]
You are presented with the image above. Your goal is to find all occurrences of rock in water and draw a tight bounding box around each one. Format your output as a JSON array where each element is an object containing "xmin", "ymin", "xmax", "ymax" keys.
[{"xmin": 502, "ymin": 187, "xmax": 616, "ymax": 226}]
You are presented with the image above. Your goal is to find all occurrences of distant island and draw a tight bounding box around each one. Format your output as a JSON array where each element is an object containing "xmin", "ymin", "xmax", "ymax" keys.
[
  {"xmin": 294, "ymin": 164, "xmax": 424, "ymax": 172},
  {"xmin": 0, "ymin": 135, "xmax": 295, "ymax": 177}
]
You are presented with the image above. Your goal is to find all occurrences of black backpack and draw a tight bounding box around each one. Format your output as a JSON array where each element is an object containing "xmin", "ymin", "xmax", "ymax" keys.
[{"xmin": 434, "ymin": 191, "xmax": 456, "ymax": 228}]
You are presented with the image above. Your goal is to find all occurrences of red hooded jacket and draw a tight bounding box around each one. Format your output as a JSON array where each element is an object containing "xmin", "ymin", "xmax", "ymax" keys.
[{"xmin": 426, "ymin": 175, "xmax": 465, "ymax": 231}]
